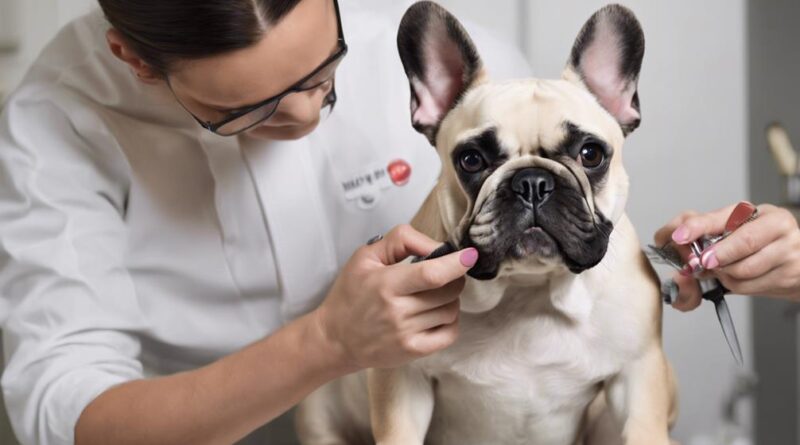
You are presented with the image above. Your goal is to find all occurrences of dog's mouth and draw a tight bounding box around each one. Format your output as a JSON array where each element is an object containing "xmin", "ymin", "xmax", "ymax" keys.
[
  {"xmin": 507, "ymin": 226, "xmax": 560, "ymax": 260},
  {"xmin": 463, "ymin": 224, "xmax": 564, "ymax": 280}
]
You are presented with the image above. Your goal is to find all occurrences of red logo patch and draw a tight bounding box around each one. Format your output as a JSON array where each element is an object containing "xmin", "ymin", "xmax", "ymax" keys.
[{"xmin": 387, "ymin": 159, "xmax": 412, "ymax": 186}]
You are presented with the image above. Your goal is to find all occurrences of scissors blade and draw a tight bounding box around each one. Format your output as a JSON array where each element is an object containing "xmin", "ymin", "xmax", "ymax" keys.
[
  {"xmin": 646, "ymin": 244, "xmax": 685, "ymax": 271},
  {"xmin": 714, "ymin": 297, "xmax": 744, "ymax": 366}
]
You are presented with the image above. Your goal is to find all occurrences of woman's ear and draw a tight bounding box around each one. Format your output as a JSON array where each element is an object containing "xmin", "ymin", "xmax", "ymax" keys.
[{"xmin": 106, "ymin": 29, "xmax": 161, "ymax": 84}]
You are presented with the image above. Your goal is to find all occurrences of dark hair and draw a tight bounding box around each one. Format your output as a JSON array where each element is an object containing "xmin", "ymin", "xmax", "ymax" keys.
[{"xmin": 99, "ymin": 0, "xmax": 303, "ymax": 76}]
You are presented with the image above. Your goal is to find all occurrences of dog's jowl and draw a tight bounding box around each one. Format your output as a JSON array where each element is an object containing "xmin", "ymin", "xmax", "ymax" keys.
[{"xmin": 297, "ymin": 3, "xmax": 677, "ymax": 445}]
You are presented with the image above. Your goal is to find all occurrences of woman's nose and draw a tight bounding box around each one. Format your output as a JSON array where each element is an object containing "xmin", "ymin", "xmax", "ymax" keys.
[{"xmin": 273, "ymin": 82, "xmax": 332, "ymax": 125}]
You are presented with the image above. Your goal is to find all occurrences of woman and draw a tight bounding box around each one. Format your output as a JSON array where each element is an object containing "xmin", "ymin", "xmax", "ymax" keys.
[
  {"xmin": 656, "ymin": 203, "xmax": 800, "ymax": 310},
  {"xmin": 0, "ymin": 1, "xmax": 527, "ymax": 444}
]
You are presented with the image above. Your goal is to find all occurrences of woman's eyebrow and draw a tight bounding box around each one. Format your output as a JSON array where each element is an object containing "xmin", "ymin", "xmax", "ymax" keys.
[{"xmin": 207, "ymin": 42, "xmax": 341, "ymax": 113}]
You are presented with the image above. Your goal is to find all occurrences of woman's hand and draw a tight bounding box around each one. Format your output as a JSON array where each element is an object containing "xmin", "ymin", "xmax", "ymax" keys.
[
  {"xmin": 313, "ymin": 224, "xmax": 478, "ymax": 370},
  {"xmin": 654, "ymin": 203, "xmax": 800, "ymax": 311}
]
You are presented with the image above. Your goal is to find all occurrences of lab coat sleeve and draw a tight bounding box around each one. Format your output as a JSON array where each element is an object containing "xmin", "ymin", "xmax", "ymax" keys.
[{"xmin": 0, "ymin": 89, "xmax": 146, "ymax": 445}]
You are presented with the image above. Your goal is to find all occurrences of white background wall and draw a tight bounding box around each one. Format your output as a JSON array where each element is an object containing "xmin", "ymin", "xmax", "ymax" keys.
[
  {"xmin": 0, "ymin": 0, "xmax": 753, "ymax": 444},
  {"xmin": 0, "ymin": 0, "xmax": 96, "ymax": 99}
]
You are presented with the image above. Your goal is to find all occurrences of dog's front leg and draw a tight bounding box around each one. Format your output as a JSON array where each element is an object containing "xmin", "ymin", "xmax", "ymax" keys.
[
  {"xmin": 367, "ymin": 366, "xmax": 434, "ymax": 445},
  {"xmin": 605, "ymin": 344, "xmax": 674, "ymax": 445}
]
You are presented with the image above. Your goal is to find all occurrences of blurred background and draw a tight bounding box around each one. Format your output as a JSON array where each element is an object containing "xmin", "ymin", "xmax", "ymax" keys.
[{"xmin": 0, "ymin": 0, "xmax": 797, "ymax": 444}]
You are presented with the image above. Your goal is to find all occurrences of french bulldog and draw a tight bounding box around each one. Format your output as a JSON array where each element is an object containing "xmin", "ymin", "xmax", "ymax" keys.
[{"xmin": 297, "ymin": 2, "xmax": 677, "ymax": 444}]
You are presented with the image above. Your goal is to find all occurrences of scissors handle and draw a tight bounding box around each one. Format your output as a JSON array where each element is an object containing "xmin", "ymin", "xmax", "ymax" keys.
[
  {"xmin": 700, "ymin": 279, "xmax": 728, "ymax": 304},
  {"xmin": 411, "ymin": 242, "xmax": 456, "ymax": 263}
]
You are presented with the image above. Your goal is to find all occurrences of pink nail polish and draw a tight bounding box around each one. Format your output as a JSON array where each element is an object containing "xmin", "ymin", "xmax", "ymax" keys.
[
  {"xmin": 688, "ymin": 255, "xmax": 702, "ymax": 273},
  {"xmin": 702, "ymin": 249, "xmax": 719, "ymax": 269},
  {"xmin": 460, "ymin": 248, "xmax": 479, "ymax": 267},
  {"xmin": 680, "ymin": 265, "xmax": 693, "ymax": 277},
  {"xmin": 672, "ymin": 225, "xmax": 689, "ymax": 244}
]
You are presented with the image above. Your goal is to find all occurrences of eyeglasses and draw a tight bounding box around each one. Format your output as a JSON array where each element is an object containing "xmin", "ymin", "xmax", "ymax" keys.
[{"xmin": 168, "ymin": 0, "xmax": 347, "ymax": 136}]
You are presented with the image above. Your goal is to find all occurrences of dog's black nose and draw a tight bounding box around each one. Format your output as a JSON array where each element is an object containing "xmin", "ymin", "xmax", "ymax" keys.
[{"xmin": 511, "ymin": 168, "xmax": 555, "ymax": 207}]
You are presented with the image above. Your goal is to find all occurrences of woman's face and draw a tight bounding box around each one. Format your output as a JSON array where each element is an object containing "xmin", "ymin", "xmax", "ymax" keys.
[{"xmin": 166, "ymin": 0, "xmax": 340, "ymax": 140}]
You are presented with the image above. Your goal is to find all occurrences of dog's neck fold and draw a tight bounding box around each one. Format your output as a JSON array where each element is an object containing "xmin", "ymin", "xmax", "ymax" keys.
[{"xmin": 459, "ymin": 271, "xmax": 594, "ymax": 323}]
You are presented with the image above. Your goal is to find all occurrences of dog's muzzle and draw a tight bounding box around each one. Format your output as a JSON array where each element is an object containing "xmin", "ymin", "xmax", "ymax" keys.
[{"xmin": 457, "ymin": 166, "xmax": 613, "ymax": 279}]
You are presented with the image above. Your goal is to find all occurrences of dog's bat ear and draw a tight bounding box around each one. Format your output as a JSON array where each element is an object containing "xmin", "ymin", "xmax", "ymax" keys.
[
  {"xmin": 397, "ymin": 1, "xmax": 484, "ymax": 145},
  {"xmin": 563, "ymin": 4, "xmax": 645, "ymax": 136}
]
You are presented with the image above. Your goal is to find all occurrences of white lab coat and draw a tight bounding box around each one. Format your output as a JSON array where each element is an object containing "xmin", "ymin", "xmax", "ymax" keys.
[{"xmin": 0, "ymin": 2, "xmax": 529, "ymax": 444}]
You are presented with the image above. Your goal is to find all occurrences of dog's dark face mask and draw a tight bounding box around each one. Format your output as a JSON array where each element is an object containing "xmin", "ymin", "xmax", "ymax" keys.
[
  {"xmin": 398, "ymin": 2, "xmax": 645, "ymax": 280},
  {"xmin": 454, "ymin": 125, "xmax": 615, "ymax": 278}
]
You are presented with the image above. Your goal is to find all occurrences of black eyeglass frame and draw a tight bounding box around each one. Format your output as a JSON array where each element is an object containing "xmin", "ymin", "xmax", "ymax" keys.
[{"xmin": 168, "ymin": 0, "xmax": 348, "ymax": 136}]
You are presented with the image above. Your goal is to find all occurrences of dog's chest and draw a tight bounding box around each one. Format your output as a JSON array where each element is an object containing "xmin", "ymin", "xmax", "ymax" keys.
[{"xmin": 415, "ymin": 289, "xmax": 640, "ymax": 444}]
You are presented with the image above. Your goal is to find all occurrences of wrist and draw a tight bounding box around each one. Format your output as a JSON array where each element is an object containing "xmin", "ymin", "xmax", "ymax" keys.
[{"xmin": 302, "ymin": 308, "xmax": 361, "ymax": 377}]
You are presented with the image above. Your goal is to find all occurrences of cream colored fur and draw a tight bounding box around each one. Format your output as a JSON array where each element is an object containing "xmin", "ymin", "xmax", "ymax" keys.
[{"xmin": 297, "ymin": 74, "xmax": 677, "ymax": 445}]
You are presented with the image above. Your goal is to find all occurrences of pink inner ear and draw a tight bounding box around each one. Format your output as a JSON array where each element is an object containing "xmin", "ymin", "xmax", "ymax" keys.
[
  {"xmin": 580, "ymin": 21, "xmax": 640, "ymax": 125},
  {"xmin": 411, "ymin": 35, "xmax": 466, "ymax": 128}
]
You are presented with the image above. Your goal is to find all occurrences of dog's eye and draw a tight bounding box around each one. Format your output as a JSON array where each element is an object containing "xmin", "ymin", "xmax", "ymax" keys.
[
  {"xmin": 579, "ymin": 143, "xmax": 605, "ymax": 169},
  {"xmin": 459, "ymin": 149, "xmax": 487, "ymax": 173}
]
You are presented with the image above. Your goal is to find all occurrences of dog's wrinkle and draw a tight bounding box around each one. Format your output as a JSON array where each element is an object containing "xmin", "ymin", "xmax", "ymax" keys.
[
  {"xmin": 551, "ymin": 192, "xmax": 593, "ymax": 224},
  {"xmin": 566, "ymin": 214, "xmax": 594, "ymax": 232},
  {"xmin": 461, "ymin": 219, "xmax": 506, "ymax": 280},
  {"xmin": 468, "ymin": 226, "xmax": 497, "ymax": 245},
  {"xmin": 561, "ymin": 208, "xmax": 594, "ymax": 232},
  {"xmin": 557, "ymin": 157, "xmax": 597, "ymax": 222},
  {"xmin": 560, "ymin": 219, "xmax": 594, "ymax": 239},
  {"xmin": 473, "ymin": 209, "xmax": 495, "ymax": 225},
  {"xmin": 565, "ymin": 225, "xmax": 595, "ymax": 243},
  {"xmin": 559, "ymin": 189, "xmax": 587, "ymax": 207},
  {"xmin": 462, "ymin": 187, "xmax": 502, "ymax": 243},
  {"xmin": 452, "ymin": 199, "xmax": 478, "ymax": 249},
  {"xmin": 536, "ymin": 210, "xmax": 611, "ymax": 273}
]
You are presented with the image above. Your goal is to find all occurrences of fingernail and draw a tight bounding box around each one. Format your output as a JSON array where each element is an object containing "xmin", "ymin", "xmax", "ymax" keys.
[
  {"xmin": 679, "ymin": 264, "xmax": 693, "ymax": 277},
  {"xmin": 688, "ymin": 254, "xmax": 702, "ymax": 273},
  {"xmin": 460, "ymin": 248, "xmax": 479, "ymax": 267},
  {"xmin": 701, "ymin": 248, "xmax": 719, "ymax": 269},
  {"xmin": 672, "ymin": 225, "xmax": 690, "ymax": 244}
]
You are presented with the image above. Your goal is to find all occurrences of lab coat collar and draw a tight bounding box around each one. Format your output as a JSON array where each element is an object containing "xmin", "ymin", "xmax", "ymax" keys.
[{"xmin": 239, "ymin": 135, "xmax": 339, "ymax": 322}]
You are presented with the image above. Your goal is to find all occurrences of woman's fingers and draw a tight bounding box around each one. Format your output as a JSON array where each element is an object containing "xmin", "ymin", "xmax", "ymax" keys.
[
  {"xmin": 367, "ymin": 224, "xmax": 442, "ymax": 265},
  {"xmin": 670, "ymin": 272, "xmax": 703, "ymax": 312},
  {"xmin": 717, "ymin": 262, "xmax": 800, "ymax": 298},
  {"xmin": 701, "ymin": 205, "xmax": 795, "ymax": 270},
  {"xmin": 410, "ymin": 321, "xmax": 460, "ymax": 357},
  {"xmin": 654, "ymin": 210, "xmax": 698, "ymax": 247},
  {"xmin": 409, "ymin": 298, "xmax": 461, "ymax": 332},
  {"xmin": 669, "ymin": 204, "xmax": 737, "ymax": 245},
  {"xmin": 399, "ymin": 278, "xmax": 466, "ymax": 313},
  {"xmin": 393, "ymin": 247, "xmax": 478, "ymax": 295},
  {"xmin": 715, "ymin": 236, "xmax": 789, "ymax": 281}
]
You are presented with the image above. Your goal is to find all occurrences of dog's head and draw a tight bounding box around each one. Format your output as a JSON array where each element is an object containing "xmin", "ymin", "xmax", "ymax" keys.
[{"xmin": 398, "ymin": 2, "xmax": 644, "ymax": 280}]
